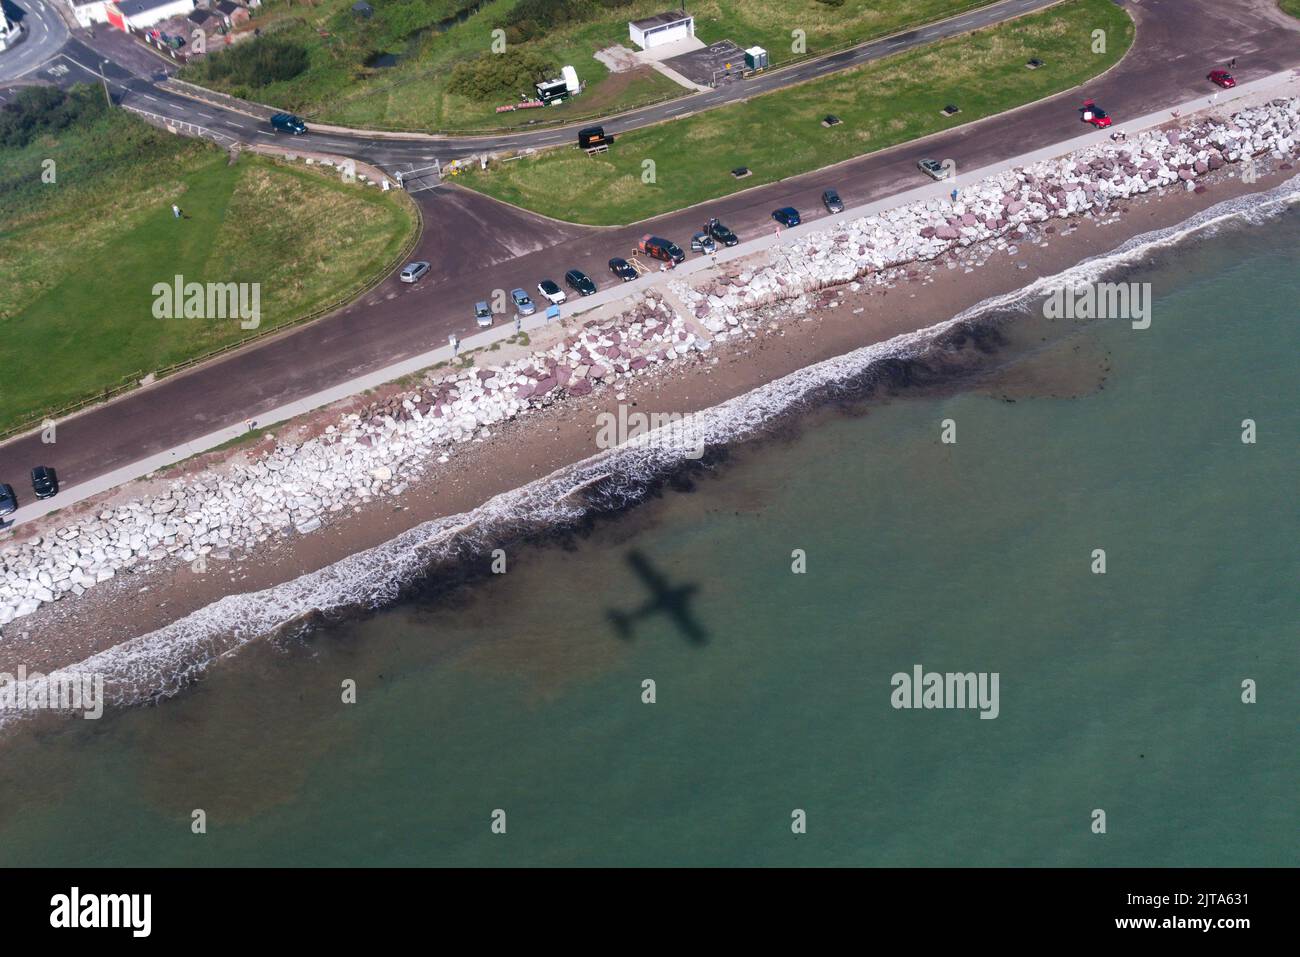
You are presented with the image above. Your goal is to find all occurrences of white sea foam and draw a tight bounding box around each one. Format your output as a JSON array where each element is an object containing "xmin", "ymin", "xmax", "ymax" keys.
[{"xmin": 4, "ymin": 175, "xmax": 1298, "ymax": 731}]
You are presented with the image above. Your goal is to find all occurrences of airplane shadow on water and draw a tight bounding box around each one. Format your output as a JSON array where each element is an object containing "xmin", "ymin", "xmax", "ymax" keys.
[{"xmin": 605, "ymin": 550, "xmax": 708, "ymax": 646}]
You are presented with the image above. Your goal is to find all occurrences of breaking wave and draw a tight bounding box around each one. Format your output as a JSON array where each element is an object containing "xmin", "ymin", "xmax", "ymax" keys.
[{"xmin": 4, "ymin": 174, "xmax": 1297, "ymax": 729}]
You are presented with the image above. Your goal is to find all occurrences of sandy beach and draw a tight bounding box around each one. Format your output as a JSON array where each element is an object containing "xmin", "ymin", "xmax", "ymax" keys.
[{"xmin": 1, "ymin": 142, "xmax": 1292, "ymax": 684}]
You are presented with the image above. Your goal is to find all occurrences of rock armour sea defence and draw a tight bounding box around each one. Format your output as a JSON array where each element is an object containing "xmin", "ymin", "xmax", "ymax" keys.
[{"xmin": 1, "ymin": 98, "xmax": 1296, "ymax": 629}]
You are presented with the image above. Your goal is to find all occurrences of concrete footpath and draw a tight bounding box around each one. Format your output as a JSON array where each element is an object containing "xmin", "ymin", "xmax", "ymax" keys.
[{"xmin": 4, "ymin": 68, "xmax": 1296, "ymax": 532}]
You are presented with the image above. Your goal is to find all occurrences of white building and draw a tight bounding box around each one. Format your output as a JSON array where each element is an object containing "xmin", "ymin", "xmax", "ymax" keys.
[
  {"xmin": 66, "ymin": 0, "xmax": 114, "ymax": 28},
  {"xmin": 628, "ymin": 11, "xmax": 694, "ymax": 52},
  {"xmin": 108, "ymin": 0, "xmax": 196, "ymax": 31},
  {"xmin": 0, "ymin": 7, "xmax": 23, "ymax": 51}
]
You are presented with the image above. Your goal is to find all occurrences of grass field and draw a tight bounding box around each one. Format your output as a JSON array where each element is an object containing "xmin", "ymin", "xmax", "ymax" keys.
[
  {"xmin": 184, "ymin": 0, "xmax": 1002, "ymax": 132},
  {"xmin": 1281, "ymin": 0, "xmax": 1300, "ymax": 18},
  {"xmin": 460, "ymin": 0, "xmax": 1133, "ymax": 224},
  {"xmin": 0, "ymin": 109, "xmax": 415, "ymax": 435}
]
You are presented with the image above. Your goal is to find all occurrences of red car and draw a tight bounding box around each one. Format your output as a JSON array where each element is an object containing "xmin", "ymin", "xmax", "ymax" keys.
[
  {"xmin": 1207, "ymin": 69, "xmax": 1236, "ymax": 88},
  {"xmin": 1080, "ymin": 99, "xmax": 1112, "ymax": 128}
]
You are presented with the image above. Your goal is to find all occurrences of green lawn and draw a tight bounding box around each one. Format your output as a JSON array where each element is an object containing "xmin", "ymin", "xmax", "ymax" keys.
[
  {"xmin": 1280, "ymin": 0, "xmax": 1300, "ymax": 18},
  {"xmin": 461, "ymin": 0, "xmax": 1133, "ymax": 224},
  {"xmin": 184, "ymin": 0, "xmax": 1003, "ymax": 132},
  {"xmin": 0, "ymin": 111, "xmax": 415, "ymax": 435}
]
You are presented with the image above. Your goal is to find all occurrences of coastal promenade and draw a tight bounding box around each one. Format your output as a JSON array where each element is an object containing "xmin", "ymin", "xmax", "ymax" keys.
[{"xmin": 4, "ymin": 69, "xmax": 1297, "ymax": 531}]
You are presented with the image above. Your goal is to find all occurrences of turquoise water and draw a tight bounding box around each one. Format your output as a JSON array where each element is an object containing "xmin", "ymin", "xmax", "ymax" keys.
[{"xmin": 0, "ymin": 205, "xmax": 1295, "ymax": 866}]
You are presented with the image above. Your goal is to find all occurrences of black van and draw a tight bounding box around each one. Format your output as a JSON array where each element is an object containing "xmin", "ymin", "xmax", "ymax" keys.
[
  {"xmin": 270, "ymin": 113, "xmax": 308, "ymax": 135},
  {"xmin": 578, "ymin": 126, "xmax": 612, "ymax": 150}
]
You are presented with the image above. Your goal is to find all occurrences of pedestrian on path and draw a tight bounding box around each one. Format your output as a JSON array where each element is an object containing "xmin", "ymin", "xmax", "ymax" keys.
[
  {"xmin": 1229, "ymin": 57, "xmax": 1236, "ymax": 69},
  {"xmin": 449, "ymin": 333, "xmax": 459, "ymax": 356},
  {"xmin": 950, "ymin": 188, "xmax": 959, "ymax": 202}
]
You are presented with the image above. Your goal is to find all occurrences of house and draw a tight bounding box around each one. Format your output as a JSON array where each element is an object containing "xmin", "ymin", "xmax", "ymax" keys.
[
  {"xmin": 351, "ymin": 0, "xmax": 372, "ymax": 17},
  {"xmin": 213, "ymin": 0, "xmax": 249, "ymax": 27},
  {"xmin": 628, "ymin": 11, "xmax": 694, "ymax": 51},
  {"xmin": 67, "ymin": 0, "xmax": 114, "ymax": 28},
  {"xmin": 0, "ymin": 8, "xmax": 20, "ymax": 53},
  {"xmin": 107, "ymin": 0, "xmax": 196, "ymax": 31},
  {"xmin": 186, "ymin": 7, "xmax": 217, "ymax": 39}
]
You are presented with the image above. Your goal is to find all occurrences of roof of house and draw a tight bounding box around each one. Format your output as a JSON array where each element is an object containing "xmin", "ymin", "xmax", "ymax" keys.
[
  {"xmin": 630, "ymin": 11, "xmax": 693, "ymax": 31},
  {"xmin": 215, "ymin": 0, "xmax": 240, "ymax": 11},
  {"xmin": 187, "ymin": 8, "xmax": 214, "ymax": 22},
  {"xmin": 116, "ymin": 0, "xmax": 192, "ymax": 17}
]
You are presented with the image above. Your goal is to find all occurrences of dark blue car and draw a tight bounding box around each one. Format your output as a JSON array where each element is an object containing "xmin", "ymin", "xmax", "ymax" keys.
[{"xmin": 772, "ymin": 206, "xmax": 801, "ymax": 227}]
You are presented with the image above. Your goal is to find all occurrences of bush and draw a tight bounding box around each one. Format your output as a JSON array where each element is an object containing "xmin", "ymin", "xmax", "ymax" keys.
[
  {"xmin": 0, "ymin": 85, "xmax": 109, "ymax": 150},
  {"xmin": 447, "ymin": 50, "xmax": 556, "ymax": 101},
  {"xmin": 197, "ymin": 36, "xmax": 311, "ymax": 89}
]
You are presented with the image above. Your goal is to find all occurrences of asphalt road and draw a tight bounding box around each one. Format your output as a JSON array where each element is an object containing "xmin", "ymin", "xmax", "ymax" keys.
[
  {"xmin": 18, "ymin": 0, "xmax": 1066, "ymax": 171},
  {"xmin": 1, "ymin": 0, "xmax": 1298, "ymax": 504},
  {"xmin": 0, "ymin": 0, "xmax": 67, "ymax": 89}
]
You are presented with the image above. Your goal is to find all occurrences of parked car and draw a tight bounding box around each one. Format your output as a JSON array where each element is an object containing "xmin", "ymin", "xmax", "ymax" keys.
[
  {"xmin": 704, "ymin": 218, "xmax": 739, "ymax": 247},
  {"xmin": 270, "ymin": 112, "xmax": 308, "ymax": 135},
  {"xmin": 822, "ymin": 188, "xmax": 844, "ymax": 214},
  {"xmin": 510, "ymin": 288, "xmax": 536, "ymax": 315},
  {"xmin": 1207, "ymin": 69, "xmax": 1236, "ymax": 88},
  {"xmin": 636, "ymin": 235, "xmax": 685, "ymax": 266},
  {"xmin": 772, "ymin": 207, "xmax": 801, "ymax": 227},
  {"xmin": 537, "ymin": 279, "xmax": 567, "ymax": 305},
  {"xmin": 399, "ymin": 261, "xmax": 430, "ymax": 283},
  {"xmin": 917, "ymin": 158, "xmax": 948, "ymax": 180},
  {"xmin": 474, "ymin": 301, "xmax": 493, "ymax": 328},
  {"xmin": 31, "ymin": 466, "xmax": 58, "ymax": 500},
  {"xmin": 1079, "ymin": 99, "xmax": 1112, "ymax": 128},
  {"xmin": 609, "ymin": 257, "xmax": 638, "ymax": 282},
  {"xmin": 564, "ymin": 269, "xmax": 597, "ymax": 296},
  {"xmin": 0, "ymin": 483, "xmax": 16, "ymax": 516},
  {"xmin": 690, "ymin": 232, "xmax": 716, "ymax": 254}
]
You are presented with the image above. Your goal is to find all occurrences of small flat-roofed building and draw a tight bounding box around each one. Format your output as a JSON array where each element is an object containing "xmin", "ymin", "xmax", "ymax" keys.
[{"xmin": 628, "ymin": 11, "xmax": 694, "ymax": 51}]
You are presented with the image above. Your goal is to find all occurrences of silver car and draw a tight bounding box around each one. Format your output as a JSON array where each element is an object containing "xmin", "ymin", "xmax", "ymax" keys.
[
  {"xmin": 510, "ymin": 288, "xmax": 536, "ymax": 316},
  {"xmin": 399, "ymin": 261, "xmax": 430, "ymax": 283},
  {"xmin": 917, "ymin": 158, "xmax": 948, "ymax": 181},
  {"xmin": 475, "ymin": 301, "xmax": 493, "ymax": 328}
]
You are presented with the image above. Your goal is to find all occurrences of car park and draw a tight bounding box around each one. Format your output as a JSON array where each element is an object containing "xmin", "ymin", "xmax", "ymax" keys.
[
  {"xmin": 565, "ymin": 269, "xmax": 597, "ymax": 296},
  {"xmin": 822, "ymin": 188, "xmax": 844, "ymax": 214},
  {"xmin": 1207, "ymin": 69, "xmax": 1236, "ymax": 88},
  {"xmin": 0, "ymin": 483, "xmax": 16, "ymax": 516},
  {"xmin": 772, "ymin": 207, "xmax": 801, "ymax": 227},
  {"xmin": 609, "ymin": 258, "xmax": 638, "ymax": 282},
  {"xmin": 511, "ymin": 288, "xmax": 536, "ymax": 315},
  {"xmin": 31, "ymin": 466, "xmax": 58, "ymax": 500},
  {"xmin": 917, "ymin": 158, "xmax": 947, "ymax": 180},
  {"xmin": 690, "ymin": 232, "xmax": 716, "ymax": 254},
  {"xmin": 537, "ymin": 279, "xmax": 567, "ymax": 305},
  {"xmin": 270, "ymin": 113, "xmax": 308, "ymax": 135},
  {"xmin": 475, "ymin": 301, "xmax": 493, "ymax": 327},
  {"xmin": 704, "ymin": 218, "xmax": 739, "ymax": 247},
  {"xmin": 399, "ymin": 261, "xmax": 430, "ymax": 283},
  {"xmin": 1079, "ymin": 99, "xmax": 1112, "ymax": 128}
]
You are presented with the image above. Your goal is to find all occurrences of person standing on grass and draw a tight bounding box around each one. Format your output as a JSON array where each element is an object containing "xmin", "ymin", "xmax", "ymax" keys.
[{"xmin": 172, "ymin": 204, "xmax": 182, "ymax": 219}]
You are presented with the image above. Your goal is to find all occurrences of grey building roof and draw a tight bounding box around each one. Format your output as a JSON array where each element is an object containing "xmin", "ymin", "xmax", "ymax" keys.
[
  {"xmin": 631, "ymin": 12, "xmax": 692, "ymax": 31},
  {"xmin": 116, "ymin": 0, "xmax": 192, "ymax": 18}
]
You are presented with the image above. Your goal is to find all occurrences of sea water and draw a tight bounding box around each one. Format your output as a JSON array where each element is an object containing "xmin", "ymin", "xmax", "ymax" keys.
[{"xmin": 0, "ymin": 192, "xmax": 1294, "ymax": 867}]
